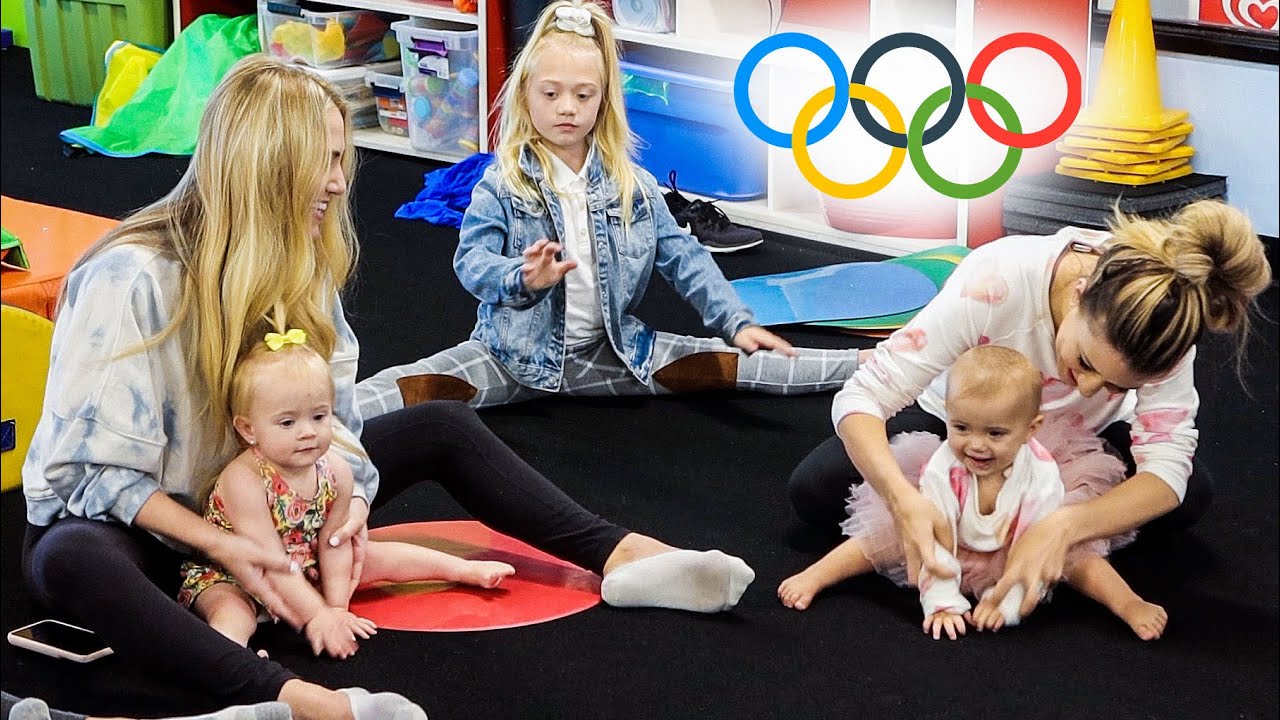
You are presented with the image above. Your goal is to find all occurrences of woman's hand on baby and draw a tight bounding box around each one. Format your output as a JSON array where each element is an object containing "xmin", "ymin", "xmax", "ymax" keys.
[
  {"xmin": 922, "ymin": 610, "xmax": 967, "ymax": 640},
  {"xmin": 210, "ymin": 533, "xmax": 303, "ymax": 628},
  {"xmin": 732, "ymin": 326, "xmax": 797, "ymax": 357},
  {"xmin": 977, "ymin": 510, "xmax": 1070, "ymax": 622},
  {"xmin": 304, "ymin": 607, "xmax": 375, "ymax": 659},
  {"xmin": 894, "ymin": 493, "xmax": 955, "ymax": 586},
  {"xmin": 521, "ymin": 239, "xmax": 578, "ymax": 291}
]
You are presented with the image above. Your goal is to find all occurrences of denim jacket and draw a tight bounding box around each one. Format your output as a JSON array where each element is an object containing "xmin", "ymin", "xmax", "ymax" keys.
[{"xmin": 455, "ymin": 147, "xmax": 756, "ymax": 391}]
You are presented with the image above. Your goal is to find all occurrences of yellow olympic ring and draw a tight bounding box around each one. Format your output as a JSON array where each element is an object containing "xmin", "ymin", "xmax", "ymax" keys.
[{"xmin": 791, "ymin": 84, "xmax": 906, "ymax": 200}]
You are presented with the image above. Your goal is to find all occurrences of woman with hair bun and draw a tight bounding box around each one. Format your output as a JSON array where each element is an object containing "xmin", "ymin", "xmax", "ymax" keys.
[{"xmin": 787, "ymin": 199, "xmax": 1272, "ymax": 629}]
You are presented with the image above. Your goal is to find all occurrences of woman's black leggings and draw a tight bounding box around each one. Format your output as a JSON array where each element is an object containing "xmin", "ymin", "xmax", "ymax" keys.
[
  {"xmin": 22, "ymin": 401, "xmax": 630, "ymax": 705},
  {"xmin": 787, "ymin": 404, "xmax": 1214, "ymax": 535}
]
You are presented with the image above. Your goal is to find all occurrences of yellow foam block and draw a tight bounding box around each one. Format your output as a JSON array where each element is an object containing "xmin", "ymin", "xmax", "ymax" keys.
[
  {"xmin": 1055, "ymin": 162, "xmax": 1195, "ymax": 185},
  {"xmin": 1058, "ymin": 156, "xmax": 1190, "ymax": 176},
  {"xmin": 1065, "ymin": 122, "xmax": 1195, "ymax": 145},
  {"xmin": 1073, "ymin": 107, "xmax": 1190, "ymax": 133},
  {"xmin": 2, "ymin": 304, "xmax": 54, "ymax": 492},
  {"xmin": 1055, "ymin": 143, "xmax": 1195, "ymax": 166},
  {"xmin": 1059, "ymin": 134, "xmax": 1189, "ymax": 154}
]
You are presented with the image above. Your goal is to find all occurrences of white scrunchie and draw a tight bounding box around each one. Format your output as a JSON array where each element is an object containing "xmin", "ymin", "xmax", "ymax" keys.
[{"xmin": 554, "ymin": 6, "xmax": 595, "ymax": 37}]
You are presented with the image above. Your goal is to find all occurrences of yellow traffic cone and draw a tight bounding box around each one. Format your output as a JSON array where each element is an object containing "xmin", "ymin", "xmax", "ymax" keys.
[{"xmin": 1073, "ymin": 0, "xmax": 1189, "ymax": 133}]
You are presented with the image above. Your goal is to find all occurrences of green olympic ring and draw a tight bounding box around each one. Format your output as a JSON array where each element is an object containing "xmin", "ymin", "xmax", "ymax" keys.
[{"xmin": 908, "ymin": 83, "xmax": 1023, "ymax": 199}]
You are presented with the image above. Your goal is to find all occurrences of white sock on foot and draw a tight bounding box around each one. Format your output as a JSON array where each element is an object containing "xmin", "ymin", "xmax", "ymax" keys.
[
  {"xmin": 600, "ymin": 549, "xmax": 755, "ymax": 613},
  {"xmin": 339, "ymin": 688, "xmax": 428, "ymax": 720},
  {"xmin": 9, "ymin": 698, "xmax": 56, "ymax": 720}
]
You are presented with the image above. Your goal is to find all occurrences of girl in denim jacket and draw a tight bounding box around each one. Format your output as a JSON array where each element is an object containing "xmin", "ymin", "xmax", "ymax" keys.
[{"xmin": 357, "ymin": 0, "xmax": 861, "ymax": 415}]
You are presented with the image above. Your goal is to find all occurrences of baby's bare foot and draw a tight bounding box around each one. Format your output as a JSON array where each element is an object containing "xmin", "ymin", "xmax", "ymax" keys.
[
  {"xmin": 459, "ymin": 561, "xmax": 516, "ymax": 589},
  {"xmin": 256, "ymin": 648, "xmax": 270, "ymax": 659},
  {"xmin": 1119, "ymin": 598, "xmax": 1168, "ymax": 640},
  {"xmin": 778, "ymin": 570, "xmax": 827, "ymax": 611}
]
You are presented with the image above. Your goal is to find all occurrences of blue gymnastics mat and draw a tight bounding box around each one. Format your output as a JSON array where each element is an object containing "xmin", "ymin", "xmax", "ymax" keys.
[{"xmin": 730, "ymin": 261, "xmax": 938, "ymax": 326}]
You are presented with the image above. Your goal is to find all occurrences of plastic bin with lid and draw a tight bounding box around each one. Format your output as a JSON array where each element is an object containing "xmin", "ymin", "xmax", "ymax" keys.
[
  {"xmin": 301, "ymin": 60, "xmax": 398, "ymax": 129},
  {"xmin": 365, "ymin": 69, "xmax": 408, "ymax": 136},
  {"xmin": 392, "ymin": 18, "xmax": 480, "ymax": 156},
  {"xmin": 619, "ymin": 47, "xmax": 765, "ymax": 200},
  {"xmin": 259, "ymin": 0, "xmax": 396, "ymax": 69}
]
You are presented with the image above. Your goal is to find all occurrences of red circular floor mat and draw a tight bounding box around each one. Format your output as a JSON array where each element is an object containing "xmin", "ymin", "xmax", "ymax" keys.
[{"xmin": 349, "ymin": 521, "xmax": 602, "ymax": 632}]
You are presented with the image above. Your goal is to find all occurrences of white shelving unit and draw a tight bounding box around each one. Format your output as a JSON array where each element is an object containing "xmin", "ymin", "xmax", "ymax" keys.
[{"xmin": 174, "ymin": 0, "xmax": 487, "ymax": 163}]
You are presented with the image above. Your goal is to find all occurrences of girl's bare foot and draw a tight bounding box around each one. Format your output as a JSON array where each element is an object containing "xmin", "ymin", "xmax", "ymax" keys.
[
  {"xmin": 1118, "ymin": 598, "xmax": 1168, "ymax": 640},
  {"xmin": 457, "ymin": 561, "xmax": 516, "ymax": 589},
  {"xmin": 778, "ymin": 569, "xmax": 829, "ymax": 611}
]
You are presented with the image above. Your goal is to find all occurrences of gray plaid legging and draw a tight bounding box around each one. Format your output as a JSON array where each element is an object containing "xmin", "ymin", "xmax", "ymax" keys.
[{"xmin": 356, "ymin": 333, "xmax": 859, "ymax": 416}]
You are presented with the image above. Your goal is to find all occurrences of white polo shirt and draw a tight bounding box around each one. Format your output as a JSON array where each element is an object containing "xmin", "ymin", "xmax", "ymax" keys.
[{"xmin": 546, "ymin": 146, "xmax": 606, "ymax": 346}]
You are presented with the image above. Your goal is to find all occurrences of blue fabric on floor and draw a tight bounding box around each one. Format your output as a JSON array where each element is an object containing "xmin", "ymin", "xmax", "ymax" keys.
[{"xmin": 396, "ymin": 153, "xmax": 494, "ymax": 227}]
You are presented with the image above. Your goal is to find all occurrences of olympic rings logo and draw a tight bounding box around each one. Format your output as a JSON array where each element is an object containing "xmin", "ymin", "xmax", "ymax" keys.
[{"xmin": 732, "ymin": 32, "xmax": 1083, "ymax": 199}]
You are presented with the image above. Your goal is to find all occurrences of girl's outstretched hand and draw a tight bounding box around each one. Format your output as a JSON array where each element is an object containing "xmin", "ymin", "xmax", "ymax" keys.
[
  {"xmin": 976, "ymin": 509, "xmax": 1070, "ymax": 622},
  {"xmin": 732, "ymin": 325, "xmax": 797, "ymax": 357},
  {"xmin": 522, "ymin": 239, "xmax": 578, "ymax": 291}
]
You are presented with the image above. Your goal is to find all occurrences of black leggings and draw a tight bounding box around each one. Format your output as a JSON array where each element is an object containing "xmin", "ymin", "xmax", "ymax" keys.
[
  {"xmin": 787, "ymin": 404, "xmax": 1213, "ymax": 535},
  {"xmin": 22, "ymin": 401, "xmax": 630, "ymax": 705}
]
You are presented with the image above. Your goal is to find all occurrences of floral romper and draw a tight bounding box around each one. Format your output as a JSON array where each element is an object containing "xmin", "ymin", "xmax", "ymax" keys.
[{"xmin": 178, "ymin": 449, "xmax": 338, "ymax": 610}]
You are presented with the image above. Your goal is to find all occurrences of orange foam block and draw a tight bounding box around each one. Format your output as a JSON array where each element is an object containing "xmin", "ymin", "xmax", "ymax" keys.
[{"xmin": 1, "ymin": 196, "xmax": 119, "ymax": 319}]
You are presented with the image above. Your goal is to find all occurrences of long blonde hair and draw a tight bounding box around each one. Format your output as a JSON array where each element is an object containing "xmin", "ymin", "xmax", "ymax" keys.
[
  {"xmin": 492, "ymin": 1, "xmax": 640, "ymax": 221},
  {"xmin": 63, "ymin": 54, "xmax": 359, "ymax": 459},
  {"xmin": 1082, "ymin": 199, "xmax": 1272, "ymax": 376}
]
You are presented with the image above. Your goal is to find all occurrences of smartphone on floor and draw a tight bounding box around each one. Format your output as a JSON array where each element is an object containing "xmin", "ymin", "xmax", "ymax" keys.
[{"xmin": 7, "ymin": 619, "xmax": 113, "ymax": 663}]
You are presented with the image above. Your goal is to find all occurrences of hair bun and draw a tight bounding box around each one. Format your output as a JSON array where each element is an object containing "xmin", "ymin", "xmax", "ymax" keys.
[{"xmin": 1170, "ymin": 199, "xmax": 1271, "ymax": 333}]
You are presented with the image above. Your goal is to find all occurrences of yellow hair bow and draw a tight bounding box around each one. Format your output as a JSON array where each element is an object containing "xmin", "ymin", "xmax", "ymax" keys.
[{"xmin": 264, "ymin": 328, "xmax": 308, "ymax": 351}]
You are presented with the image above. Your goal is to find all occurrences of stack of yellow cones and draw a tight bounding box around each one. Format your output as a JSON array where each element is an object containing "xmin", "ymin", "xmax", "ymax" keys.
[{"xmin": 1056, "ymin": 0, "xmax": 1195, "ymax": 185}]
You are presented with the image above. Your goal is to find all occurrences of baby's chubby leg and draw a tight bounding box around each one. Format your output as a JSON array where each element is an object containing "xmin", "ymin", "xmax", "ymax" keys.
[
  {"xmin": 778, "ymin": 538, "xmax": 876, "ymax": 611},
  {"xmin": 1065, "ymin": 554, "xmax": 1167, "ymax": 640},
  {"xmin": 191, "ymin": 583, "xmax": 263, "ymax": 653},
  {"xmin": 359, "ymin": 541, "xmax": 515, "ymax": 590}
]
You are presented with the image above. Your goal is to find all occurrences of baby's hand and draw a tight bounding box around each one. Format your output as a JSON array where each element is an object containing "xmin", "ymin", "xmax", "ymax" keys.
[
  {"xmin": 922, "ymin": 609, "xmax": 968, "ymax": 640},
  {"xmin": 304, "ymin": 607, "xmax": 375, "ymax": 659},
  {"xmin": 521, "ymin": 238, "xmax": 578, "ymax": 291}
]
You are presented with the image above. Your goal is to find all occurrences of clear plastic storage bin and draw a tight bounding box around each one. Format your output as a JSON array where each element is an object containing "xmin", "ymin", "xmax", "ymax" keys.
[
  {"xmin": 365, "ymin": 69, "xmax": 408, "ymax": 136},
  {"xmin": 392, "ymin": 18, "xmax": 480, "ymax": 156},
  {"xmin": 259, "ymin": 0, "xmax": 396, "ymax": 69},
  {"xmin": 301, "ymin": 60, "xmax": 399, "ymax": 129}
]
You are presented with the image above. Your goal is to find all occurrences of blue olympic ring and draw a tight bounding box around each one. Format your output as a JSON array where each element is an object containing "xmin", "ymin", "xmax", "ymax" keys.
[{"xmin": 732, "ymin": 32, "xmax": 849, "ymax": 148}]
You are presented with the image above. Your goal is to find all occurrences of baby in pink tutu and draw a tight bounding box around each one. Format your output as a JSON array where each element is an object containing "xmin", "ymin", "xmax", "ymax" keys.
[{"xmin": 779, "ymin": 345, "xmax": 1166, "ymax": 640}]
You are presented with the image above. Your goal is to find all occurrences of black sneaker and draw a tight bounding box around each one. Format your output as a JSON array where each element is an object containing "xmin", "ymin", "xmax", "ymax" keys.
[{"xmin": 662, "ymin": 170, "xmax": 764, "ymax": 254}]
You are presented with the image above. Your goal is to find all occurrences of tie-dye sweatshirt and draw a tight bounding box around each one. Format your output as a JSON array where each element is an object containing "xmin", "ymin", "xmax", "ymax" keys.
[
  {"xmin": 22, "ymin": 243, "xmax": 379, "ymax": 545},
  {"xmin": 832, "ymin": 227, "xmax": 1198, "ymax": 501}
]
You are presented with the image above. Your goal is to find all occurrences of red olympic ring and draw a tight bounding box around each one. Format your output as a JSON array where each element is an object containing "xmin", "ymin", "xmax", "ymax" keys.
[{"xmin": 966, "ymin": 32, "xmax": 1083, "ymax": 149}]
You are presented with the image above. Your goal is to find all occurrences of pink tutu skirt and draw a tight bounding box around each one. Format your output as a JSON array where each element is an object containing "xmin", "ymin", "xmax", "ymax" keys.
[{"xmin": 840, "ymin": 413, "xmax": 1135, "ymax": 597}]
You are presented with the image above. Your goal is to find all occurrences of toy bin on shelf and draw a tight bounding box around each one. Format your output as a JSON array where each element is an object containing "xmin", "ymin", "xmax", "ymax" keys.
[
  {"xmin": 301, "ymin": 60, "xmax": 398, "ymax": 129},
  {"xmin": 392, "ymin": 18, "xmax": 480, "ymax": 157},
  {"xmin": 23, "ymin": 0, "xmax": 171, "ymax": 106},
  {"xmin": 365, "ymin": 68, "xmax": 407, "ymax": 136},
  {"xmin": 619, "ymin": 48, "xmax": 765, "ymax": 200},
  {"xmin": 258, "ymin": 0, "xmax": 395, "ymax": 69}
]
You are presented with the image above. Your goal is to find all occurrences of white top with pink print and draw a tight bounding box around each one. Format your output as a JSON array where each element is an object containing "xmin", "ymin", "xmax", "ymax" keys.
[
  {"xmin": 831, "ymin": 227, "xmax": 1199, "ymax": 501},
  {"xmin": 917, "ymin": 437, "xmax": 1064, "ymax": 621}
]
